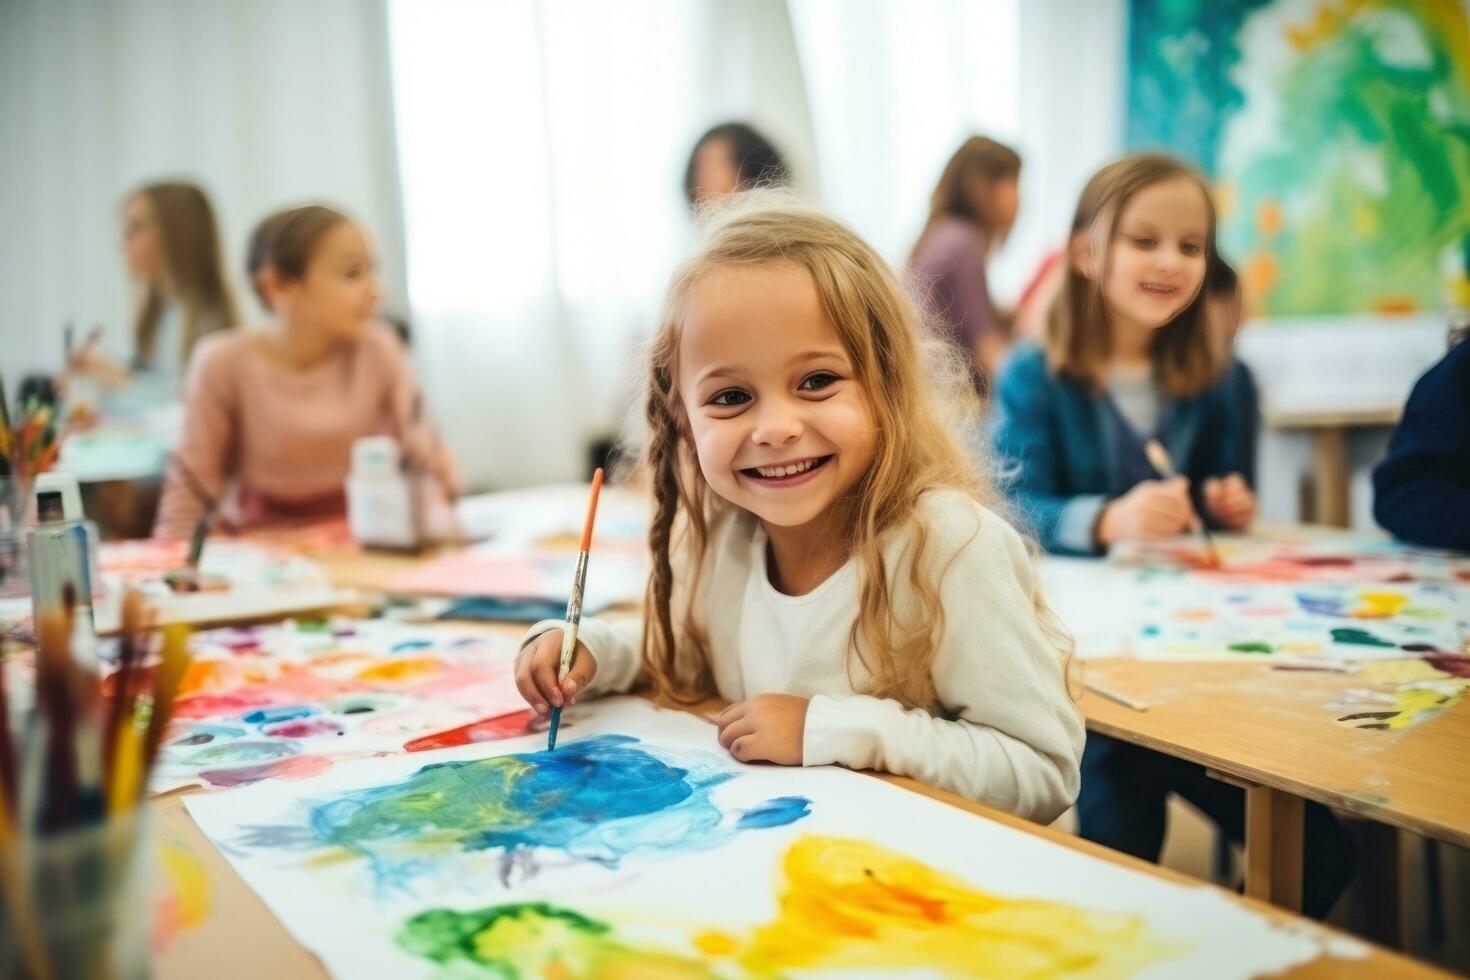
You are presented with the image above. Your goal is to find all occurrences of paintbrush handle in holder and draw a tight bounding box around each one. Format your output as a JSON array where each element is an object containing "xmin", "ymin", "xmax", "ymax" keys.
[{"xmin": 0, "ymin": 808, "xmax": 153, "ymax": 980}]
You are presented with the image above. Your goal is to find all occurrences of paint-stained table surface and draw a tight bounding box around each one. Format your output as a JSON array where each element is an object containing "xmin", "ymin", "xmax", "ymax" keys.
[
  {"xmin": 151, "ymin": 699, "xmax": 1444, "ymax": 979},
  {"xmin": 1081, "ymin": 658, "xmax": 1470, "ymax": 851}
]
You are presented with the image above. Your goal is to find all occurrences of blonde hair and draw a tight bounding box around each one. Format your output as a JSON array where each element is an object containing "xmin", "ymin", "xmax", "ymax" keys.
[
  {"xmin": 128, "ymin": 182, "xmax": 238, "ymax": 367},
  {"xmin": 640, "ymin": 195, "xmax": 1068, "ymax": 711},
  {"xmin": 1044, "ymin": 154, "xmax": 1228, "ymax": 397}
]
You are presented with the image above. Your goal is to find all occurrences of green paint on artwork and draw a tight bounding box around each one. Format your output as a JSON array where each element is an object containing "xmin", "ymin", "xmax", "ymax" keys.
[
  {"xmin": 1129, "ymin": 0, "xmax": 1470, "ymax": 316},
  {"xmin": 1227, "ymin": 641, "xmax": 1275, "ymax": 654},
  {"xmin": 1331, "ymin": 627, "xmax": 1397, "ymax": 648}
]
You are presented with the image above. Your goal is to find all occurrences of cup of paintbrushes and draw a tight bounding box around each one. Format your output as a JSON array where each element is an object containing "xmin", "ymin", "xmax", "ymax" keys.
[{"xmin": 0, "ymin": 805, "xmax": 154, "ymax": 980}]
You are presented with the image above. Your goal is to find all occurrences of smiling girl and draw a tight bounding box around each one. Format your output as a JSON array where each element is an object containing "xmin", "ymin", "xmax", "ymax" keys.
[
  {"xmin": 154, "ymin": 205, "xmax": 457, "ymax": 538},
  {"xmin": 991, "ymin": 155, "xmax": 1257, "ymax": 558},
  {"xmin": 516, "ymin": 198, "xmax": 1083, "ymax": 822}
]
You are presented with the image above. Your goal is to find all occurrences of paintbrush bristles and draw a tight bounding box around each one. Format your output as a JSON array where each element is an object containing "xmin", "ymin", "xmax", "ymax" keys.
[{"xmin": 1144, "ymin": 439, "xmax": 1175, "ymax": 478}]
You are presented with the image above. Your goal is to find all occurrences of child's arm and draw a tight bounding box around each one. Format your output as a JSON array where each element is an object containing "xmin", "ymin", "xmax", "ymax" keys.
[
  {"xmin": 990, "ymin": 349, "xmax": 1106, "ymax": 555},
  {"xmin": 803, "ymin": 510, "xmax": 1084, "ymax": 823},
  {"xmin": 153, "ymin": 338, "xmax": 237, "ymax": 540},
  {"xmin": 1372, "ymin": 342, "xmax": 1470, "ymax": 549}
]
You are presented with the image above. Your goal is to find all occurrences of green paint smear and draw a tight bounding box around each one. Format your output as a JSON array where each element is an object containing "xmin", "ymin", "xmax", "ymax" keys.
[
  {"xmin": 1331, "ymin": 627, "xmax": 1397, "ymax": 648},
  {"xmin": 1130, "ymin": 0, "xmax": 1470, "ymax": 315},
  {"xmin": 1227, "ymin": 641, "xmax": 1275, "ymax": 654},
  {"xmin": 397, "ymin": 904, "xmax": 715, "ymax": 978}
]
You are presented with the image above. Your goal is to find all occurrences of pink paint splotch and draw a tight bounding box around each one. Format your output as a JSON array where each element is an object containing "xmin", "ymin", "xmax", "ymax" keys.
[{"xmin": 198, "ymin": 753, "xmax": 334, "ymax": 788}]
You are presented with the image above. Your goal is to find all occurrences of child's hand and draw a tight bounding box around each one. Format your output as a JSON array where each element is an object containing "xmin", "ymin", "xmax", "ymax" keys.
[
  {"xmin": 1097, "ymin": 477, "xmax": 1194, "ymax": 544},
  {"xmin": 716, "ymin": 695, "xmax": 809, "ymax": 766},
  {"xmin": 1203, "ymin": 474, "xmax": 1255, "ymax": 529},
  {"xmin": 515, "ymin": 630, "xmax": 597, "ymax": 716}
]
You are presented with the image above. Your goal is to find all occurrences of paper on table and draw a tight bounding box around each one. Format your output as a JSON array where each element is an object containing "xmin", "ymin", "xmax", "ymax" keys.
[
  {"xmin": 1039, "ymin": 556, "xmax": 1140, "ymax": 659},
  {"xmin": 385, "ymin": 545, "xmax": 648, "ymax": 611},
  {"xmin": 186, "ymin": 698, "xmax": 1336, "ymax": 979},
  {"xmin": 455, "ymin": 484, "xmax": 649, "ymax": 547}
]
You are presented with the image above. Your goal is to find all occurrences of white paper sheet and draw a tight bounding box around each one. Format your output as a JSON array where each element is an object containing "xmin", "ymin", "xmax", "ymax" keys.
[{"xmin": 186, "ymin": 698, "xmax": 1340, "ymax": 978}]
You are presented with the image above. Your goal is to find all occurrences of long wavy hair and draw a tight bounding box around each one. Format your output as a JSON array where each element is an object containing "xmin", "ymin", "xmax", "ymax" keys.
[
  {"xmin": 127, "ymin": 181, "xmax": 237, "ymax": 367},
  {"xmin": 1044, "ymin": 154, "xmax": 1229, "ymax": 397},
  {"xmin": 639, "ymin": 195, "xmax": 1069, "ymax": 711}
]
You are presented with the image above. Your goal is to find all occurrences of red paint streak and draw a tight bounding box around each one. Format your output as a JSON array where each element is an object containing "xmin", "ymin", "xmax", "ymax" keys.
[
  {"xmin": 403, "ymin": 710, "xmax": 535, "ymax": 752},
  {"xmin": 198, "ymin": 753, "xmax": 333, "ymax": 788},
  {"xmin": 1426, "ymin": 655, "xmax": 1470, "ymax": 678},
  {"xmin": 173, "ymin": 691, "xmax": 276, "ymax": 720}
]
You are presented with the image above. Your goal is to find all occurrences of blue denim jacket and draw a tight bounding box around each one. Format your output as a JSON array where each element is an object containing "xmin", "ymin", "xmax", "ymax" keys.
[{"xmin": 989, "ymin": 344, "xmax": 1258, "ymax": 555}]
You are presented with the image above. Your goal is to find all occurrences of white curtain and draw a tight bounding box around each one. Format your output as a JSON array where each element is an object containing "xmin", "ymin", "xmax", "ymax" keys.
[
  {"xmin": 788, "ymin": 0, "xmax": 1125, "ymax": 302},
  {"xmin": 0, "ymin": 0, "xmax": 407, "ymax": 391},
  {"xmin": 788, "ymin": 0, "xmax": 1022, "ymax": 283},
  {"xmin": 386, "ymin": 0, "xmax": 819, "ymax": 490}
]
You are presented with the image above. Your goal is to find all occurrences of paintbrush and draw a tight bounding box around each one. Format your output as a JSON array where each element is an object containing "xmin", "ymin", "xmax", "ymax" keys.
[
  {"xmin": 0, "ymin": 641, "xmax": 14, "ymax": 808},
  {"xmin": 142, "ymin": 624, "xmax": 192, "ymax": 783},
  {"xmin": 165, "ymin": 455, "xmax": 222, "ymax": 590},
  {"xmin": 1144, "ymin": 439, "xmax": 1221, "ymax": 569},
  {"xmin": 548, "ymin": 468, "xmax": 605, "ymax": 751},
  {"xmin": 34, "ymin": 605, "xmax": 78, "ymax": 833},
  {"xmin": 104, "ymin": 591, "xmax": 147, "ymax": 769}
]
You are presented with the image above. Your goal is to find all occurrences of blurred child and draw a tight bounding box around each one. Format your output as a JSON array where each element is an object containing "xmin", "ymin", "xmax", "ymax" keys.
[
  {"xmin": 683, "ymin": 122, "xmax": 790, "ymax": 209},
  {"xmin": 909, "ymin": 137, "xmax": 1022, "ymax": 393},
  {"xmin": 991, "ymin": 154, "xmax": 1256, "ymax": 557},
  {"xmin": 1373, "ymin": 324, "xmax": 1470, "ymax": 550},
  {"xmin": 72, "ymin": 182, "xmax": 238, "ymax": 395},
  {"xmin": 992, "ymin": 156, "xmax": 1351, "ymax": 916},
  {"xmin": 153, "ymin": 205, "xmax": 457, "ymax": 538}
]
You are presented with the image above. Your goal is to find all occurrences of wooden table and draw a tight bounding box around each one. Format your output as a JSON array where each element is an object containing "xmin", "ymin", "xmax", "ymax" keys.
[
  {"xmin": 1262, "ymin": 405, "xmax": 1401, "ymax": 527},
  {"xmin": 1082, "ymin": 659, "xmax": 1470, "ymax": 913},
  {"xmin": 152, "ymin": 701, "xmax": 1443, "ymax": 979}
]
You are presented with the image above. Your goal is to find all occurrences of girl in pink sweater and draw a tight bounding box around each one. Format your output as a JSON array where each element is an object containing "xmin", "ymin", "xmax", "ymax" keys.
[{"xmin": 154, "ymin": 206, "xmax": 457, "ymax": 538}]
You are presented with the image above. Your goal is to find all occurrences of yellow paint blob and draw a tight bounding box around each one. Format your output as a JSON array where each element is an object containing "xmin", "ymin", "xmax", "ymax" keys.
[
  {"xmin": 1351, "ymin": 591, "xmax": 1409, "ymax": 619},
  {"xmin": 739, "ymin": 836, "xmax": 1184, "ymax": 978},
  {"xmin": 152, "ymin": 841, "xmax": 212, "ymax": 950},
  {"xmin": 354, "ymin": 657, "xmax": 444, "ymax": 684}
]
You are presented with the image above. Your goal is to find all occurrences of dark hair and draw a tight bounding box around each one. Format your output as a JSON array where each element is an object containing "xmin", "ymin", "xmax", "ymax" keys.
[
  {"xmin": 1207, "ymin": 255, "xmax": 1240, "ymax": 298},
  {"xmin": 683, "ymin": 122, "xmax": 790, "ymax": 207},
  {"xmin": 244, "ymin": 205, "xmax": 349, "ymax": 308}
]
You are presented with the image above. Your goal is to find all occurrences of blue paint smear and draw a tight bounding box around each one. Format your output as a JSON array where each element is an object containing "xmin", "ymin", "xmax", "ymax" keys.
[
  {"xmin": 1295, "ymin": 593, "xmax": 1346, "ymax": 618},
  {"xmin": 243, "ymin": 733, "xmax": 811, "ymax": 892},
  {"xmin": 242, "ymin": 705, "xmax": 317, "ymax": 725},
  {"xmin": 390, "ymin": 639, "xmax": 435, "ymax": 653},
  {"xmin": 737, "ymin": 796, "xmax": 811, "ymax": 828}
]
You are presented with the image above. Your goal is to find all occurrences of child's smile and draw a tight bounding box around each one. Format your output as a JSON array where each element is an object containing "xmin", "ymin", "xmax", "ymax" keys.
[{"xmin": 678, "ymin": 261, "xmax": 878, "ymax": 536}]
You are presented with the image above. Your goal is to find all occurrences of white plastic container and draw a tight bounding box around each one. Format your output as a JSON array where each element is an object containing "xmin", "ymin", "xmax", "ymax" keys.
[{"xmin": 346, "ymin": 436, "xmax": 421, "ymax": 551}]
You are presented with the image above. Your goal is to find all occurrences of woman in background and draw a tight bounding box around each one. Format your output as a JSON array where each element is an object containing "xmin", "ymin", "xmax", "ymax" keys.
[
  {"xmin": 73, "ymin": 181, "xmax": 238, "ymax": 394},
  {"xmin": 684, "ymin": 122, "xmax": 790, "ymax": 208},
  {"xmin": 909, "ymin": 136, "xmax": 1022, "ymax": 394}
]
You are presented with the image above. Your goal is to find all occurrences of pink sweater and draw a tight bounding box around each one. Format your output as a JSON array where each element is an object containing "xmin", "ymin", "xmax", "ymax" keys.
[{"xmin": 155, "ymin": 323, "xmax": 432, "ymax": 538}]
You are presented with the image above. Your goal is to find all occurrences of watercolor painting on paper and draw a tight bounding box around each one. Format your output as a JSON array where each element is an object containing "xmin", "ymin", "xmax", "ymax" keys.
[
  {"xmin": 1128, "ymin": 0, "xmax": 1470, "ymax": 316},
  {"xmin": 150, "ymin": 620, "xmax": 526, "ymax": 791},
  {"xmin": 185, "ymin": 698, "xmax": 1336, "ymax": 978},
  {"xmin": 1131, "ymin": 579, "xmax": 1469, "ymax": 663}
]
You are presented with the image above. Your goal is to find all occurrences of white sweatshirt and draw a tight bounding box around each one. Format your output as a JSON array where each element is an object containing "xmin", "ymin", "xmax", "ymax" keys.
[{"xmin": 522, "ymin": 489, "xmax": 1084, "ymax": 824}]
